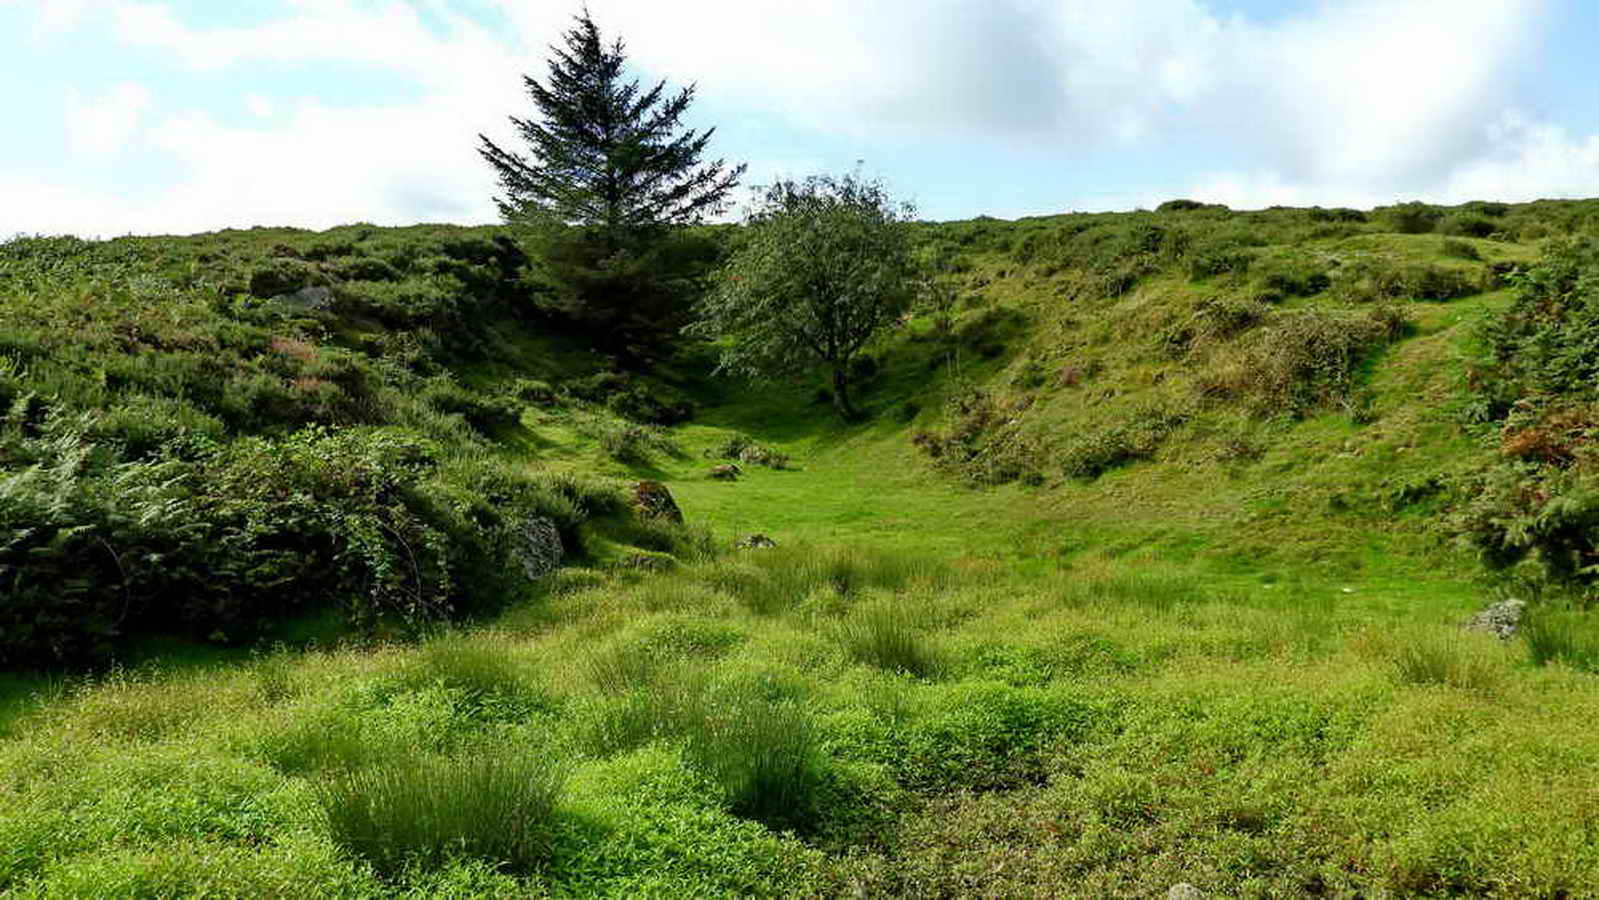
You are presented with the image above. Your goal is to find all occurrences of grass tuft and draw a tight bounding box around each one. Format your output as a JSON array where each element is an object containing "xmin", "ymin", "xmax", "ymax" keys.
[
  {"xmin": 837, "ymin": 602, "xmax": 946, "ymax": 678},
  {"xmin": 1523, "ymin": 606, "xmax": 1599, "ymax": 672},
  {"xmin": 313, "ymin": 745, "xmax": 566, "ymax": 877},
  {"xmin": 1392, "ymin": 632, "xmax": 1504, "ymax": 691}
]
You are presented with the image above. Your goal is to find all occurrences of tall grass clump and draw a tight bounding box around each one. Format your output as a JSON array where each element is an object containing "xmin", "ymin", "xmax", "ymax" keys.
[
  {"xmin": 1522, "ymin": 606, "xmax": 1599, "ymax": 672},
  {"xmin": 401, "ymin": 631, "xmax": 532, "ymax": 708},
  {"xmin": 681, "ymin": 685, "xmax": 828, "ymax": 834},
  {"xmin": 710, "ymin": 544, "xmax": 954, "ymax": 615},
  {"xmin": 313, "ymin": 747, "xmax": 566, "ymax": 877},
  {"xmin": 837, "ymin": 602, "xmax": 946, "ymax": 678},
  {"xmin": 1391, "ymin": 632, "xmax": 1505, "ymax": 691}
]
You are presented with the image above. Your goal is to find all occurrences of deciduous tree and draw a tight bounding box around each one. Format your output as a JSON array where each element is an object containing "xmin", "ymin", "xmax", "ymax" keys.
[{"xmin": 692, "ymin": 173, "xmax": 918, "ymax": 419}]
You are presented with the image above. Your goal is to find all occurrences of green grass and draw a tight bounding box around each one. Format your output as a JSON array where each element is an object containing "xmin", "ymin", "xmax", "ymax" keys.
[{"xmin": 7, "ymin": 200, "xmax": 1599, "ymax": 895}]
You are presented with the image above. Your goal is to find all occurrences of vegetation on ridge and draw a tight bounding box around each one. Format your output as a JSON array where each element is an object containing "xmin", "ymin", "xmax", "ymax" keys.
[{"xmin": 5, "ymin": 194, "xmax": 1599, "ymax": 895}]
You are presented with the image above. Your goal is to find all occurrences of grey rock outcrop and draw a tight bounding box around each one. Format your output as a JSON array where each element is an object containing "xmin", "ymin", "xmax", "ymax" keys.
[
  {"xmin": 631, "ymin": 480, "xmax": 684, "ymax": 524},
  {"xmin": 515, "ymin": 516, "xmax": 563, "ymax": 581},
  {"xmin": 266, "ymin": 286, "xmax": 334, "ymax": 313},
  {"xmin": 1465, "ymin": 598, "xmax": 1525, "ymax": 640},
  {"xmin": 736, "ymin": 534, "xmax": 778, "ymax": 549}
]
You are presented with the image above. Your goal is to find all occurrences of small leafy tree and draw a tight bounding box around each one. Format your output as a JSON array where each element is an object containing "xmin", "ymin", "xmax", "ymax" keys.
[
  {"xmin": 478, "ymin": 11, "xmax": 742, "ymax": 350},
  {"xmin": 692, "ymin": 173, "xmax": 917, "ymax": 419}
]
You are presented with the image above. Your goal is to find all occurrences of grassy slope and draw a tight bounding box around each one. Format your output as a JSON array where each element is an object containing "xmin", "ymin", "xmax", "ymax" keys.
[{"xmin": 6, "ymin": 203, "xmax": 1599, "ymax": 896}]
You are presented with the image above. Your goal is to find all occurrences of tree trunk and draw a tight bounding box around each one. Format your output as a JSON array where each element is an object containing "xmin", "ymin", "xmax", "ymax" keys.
[{"xmin": 832, "ymin": 364, "xmax": 855, "ymax": 420}]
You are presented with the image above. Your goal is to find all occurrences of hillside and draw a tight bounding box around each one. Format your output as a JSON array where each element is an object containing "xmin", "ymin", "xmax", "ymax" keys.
[{"xmin": 4, "ymin": 199, "xmax": 1599, "ymax": 896}]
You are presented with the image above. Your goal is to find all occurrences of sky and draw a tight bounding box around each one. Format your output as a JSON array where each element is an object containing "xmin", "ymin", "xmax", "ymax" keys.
[{"xmin": 1, "ymin": 0, "xmax": 1597, "ymax": 236}]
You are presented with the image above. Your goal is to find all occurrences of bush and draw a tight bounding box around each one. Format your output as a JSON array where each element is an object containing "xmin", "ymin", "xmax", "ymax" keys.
[
  {"xmin": 600, "ymin": 423, "xmax": 678, "ymax": 463},
  {"xmin": 1256, "ymin": 259, "xmax": 1331, "ymax": 297},
  {"xmin": 1197, "ymin": 306, "xmax": 1407, "ymax": 417},
  {"xmin": 708, "ymin": 433, "xmax": 788, "ymax": 470},
  {"xmin": 1308, "ymin": 207, "xmax": 1369, "ymax": 223},
  {"xmin": 1187, "ymin": 247, "xmax": 1255, "ymax": 280},
  {"xmin": 1439, "ymin": 214, "xmax": 1498, "ymax": 239},
  {"xmin": 1382, "ymin": 202, "xmax": 1444, "ymax": 235},
  {"xmin": 1060, "ymin": 405, "xmax": 1189, "ymax": 479},
  {"xmin": 1441, "ymin": 238, "xmax": 1482, "ymax": 261},
  {"xmin": 314, "ymin": 747, "xmax": 566, "ymax": 876}
]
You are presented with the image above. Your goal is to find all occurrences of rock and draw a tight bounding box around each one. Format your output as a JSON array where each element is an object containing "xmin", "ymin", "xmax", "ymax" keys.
[
  {"xmin": 736, "ymin": 534, "xmax": 778, "ymax": 549},
  {"xmin": 265, "ymin": 286, "xmax": 334, "ymax": 313},
  {"xmin": 1465, "ymin": 598, "xmax": 1526, "ymax": 640},
  {"xmin": 710, "ymin": 463, "xmax": 742, "ymax": 481},
  {"xmin": 631, "ymin": 480, "xmax": 683, "ymax": 524},
  {"xmin": 515, "ymin": 516, "xmax": 563, "ymax": 581},
  {"xmin": 622, "ymin": 552, "xmax": 674, "ymax": 572},
  {"xmin": 1167, "ymin": 884, "xmax": 1204, "ymax": 900}
]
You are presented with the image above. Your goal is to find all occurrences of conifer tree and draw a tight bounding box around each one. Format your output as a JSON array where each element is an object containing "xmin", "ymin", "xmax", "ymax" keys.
[{"xmin": 478, "ymin": 11, "xmax": 744, "ymax": 245}]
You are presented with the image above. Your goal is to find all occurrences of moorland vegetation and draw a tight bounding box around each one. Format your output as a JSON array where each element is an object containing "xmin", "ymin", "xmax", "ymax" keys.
[{"xmin": 7, "ymin": 11, "xmax": 1599, "ymax": 897}]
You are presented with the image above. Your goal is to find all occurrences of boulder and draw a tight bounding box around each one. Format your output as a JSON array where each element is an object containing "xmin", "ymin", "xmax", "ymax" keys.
[
  {"xmin": 736, "ymin": 534, "xmax": 778, "ymax": 549},
  {"xmin": 710, "ymin": 463, "xmax": 742, "ymax": 481},
  {"xmin": 515, "ymin": 515, "xmax": 563, "ymax": 581},
  {"xmin": 622, "ymin": 552, "xmax": 674, "ymax": 572},
  {"xmin": 632, "ymin": 480, "xmax": 683, "ymax": 524},
  {"xmin": 266, "ymin": 285, "xmax": 335, "ymax": 313},
  {"xmin": 1465, "ymin": 598, "xmax": 1525, "ymax": 640},
  {"xmin": 1167, "ymin": 885, "xmax": 1204, "ymax": 900}
]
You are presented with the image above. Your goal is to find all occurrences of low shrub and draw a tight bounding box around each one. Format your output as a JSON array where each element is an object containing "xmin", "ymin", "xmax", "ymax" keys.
[
  {"xmin": 600, "ymin": 423, "xmax": 679, "ymax": 464},
  {"xmin": 1439, "ymin": 214, "xmax": 1499, "ymax": 239},
  {"xmin": 1256, "ymin": 259, "xmax": 1331, "ymax": 297},
  {"xmin": 708, "ymin": 433, "xmax": 788, "ymax": 469},
  {"xmin": 1441, "ymin": 238, "xmax": 1482, "ymax": 261},
  {"xmin": 1382, "ymin": 202, "xmax": 1444, "ymax": 235},
  {"xmin": 1060, "ymin": 405, "xmax": 1189, "ymax": 479},
  {"xmin": 1197, "ymin": 306, "xmax": 1407, "ymax": 417}
]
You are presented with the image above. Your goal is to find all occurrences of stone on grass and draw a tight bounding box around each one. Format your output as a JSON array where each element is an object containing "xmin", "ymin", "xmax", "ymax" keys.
[
  {"xmin": 1465, "ymin": 598, "xmax": 1525, "ymax": 640},
  {"xmin": 632, "ymin": 480, "xmax": 683, "ymax": 524},
  {"xmin": 515, "ymin": 516, "xmax": 563, "ymax": 581},
  {"xmin": 1167, "ymin": 884, "xmax": 1204, "ymax": 900},
  {"xmin": 710, "ymin": 463, "xmax": 741, "ymax": 481},
  {"xmin": 736, "ymin": 534, "xmax": 778, "ymax": 549},
  {"xmin": 266, "ymin": 286, "xmax": 334, "ymax": 313},
  {"xmin": 622, "ymin": 552, "xmax": 673, "ymax": 572}
]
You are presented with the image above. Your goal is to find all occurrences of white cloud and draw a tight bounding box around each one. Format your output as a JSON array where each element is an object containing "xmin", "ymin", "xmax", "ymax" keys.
[
  {"xmin": 4, "ymin": 0, "xmax": 1594, "ymax": 235},
  {"xmin": 3, "ymin": 0, "xmax": 94, "ymax": 46},
  {"xmin": 66, "ymin": 82, "xmax": 152, "ymax": 157},
  {"xmin": 1443, "ymin": 115, "xmax": 1599, "ymax": 203}
]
